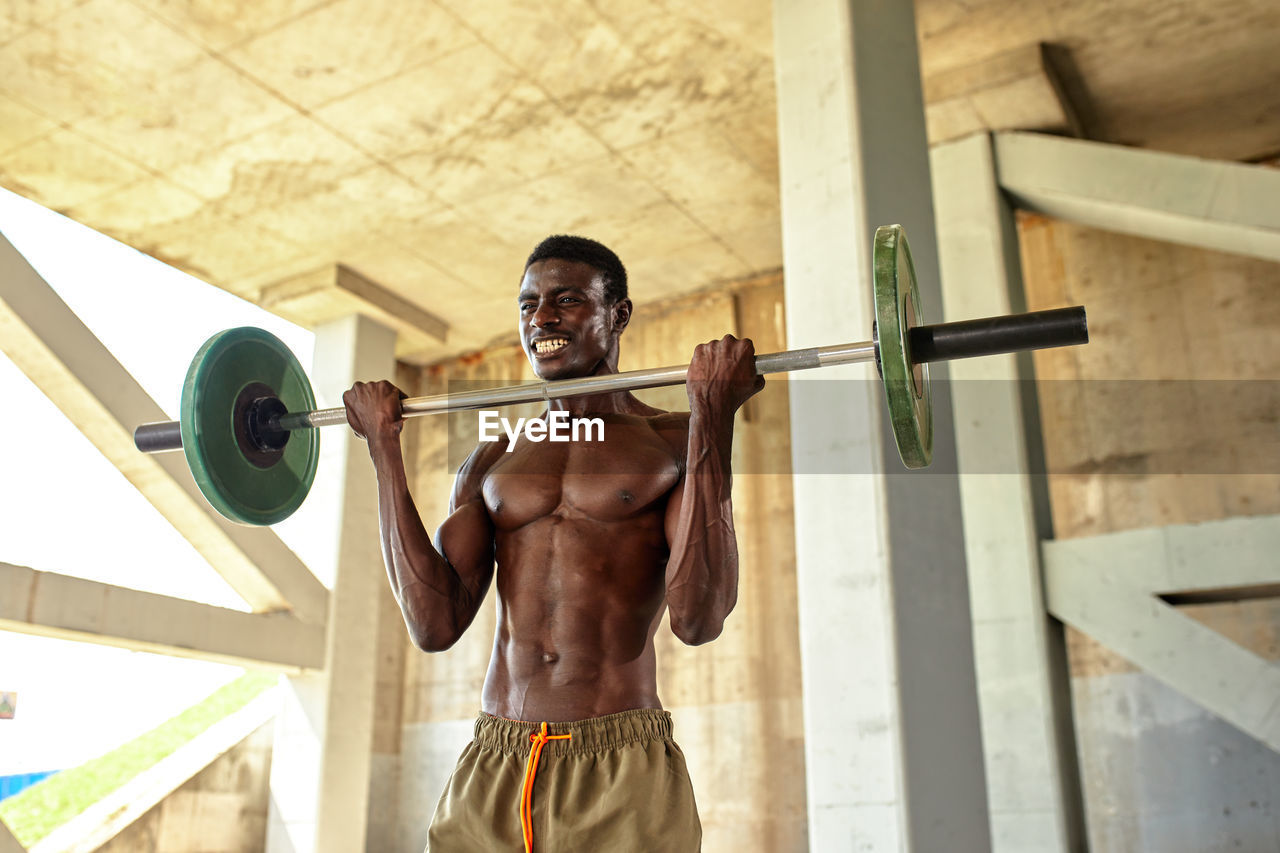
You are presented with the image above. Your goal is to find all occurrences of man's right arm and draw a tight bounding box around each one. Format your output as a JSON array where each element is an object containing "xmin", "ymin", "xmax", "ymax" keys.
[{"xmin": 346, "ymin": 381, "xmax": 496, "ymax": 652}]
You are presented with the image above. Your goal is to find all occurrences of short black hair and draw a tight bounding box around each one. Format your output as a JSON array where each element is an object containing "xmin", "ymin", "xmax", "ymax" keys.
[{"xmin": 525, "ymin": 235, "xmax": 628, "ymax": 304}]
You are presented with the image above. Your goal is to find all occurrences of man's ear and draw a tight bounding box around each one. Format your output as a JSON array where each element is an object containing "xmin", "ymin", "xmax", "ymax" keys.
[{"xmin": 612, "ymin": 298, "xmax": 633, "ymax": 333}]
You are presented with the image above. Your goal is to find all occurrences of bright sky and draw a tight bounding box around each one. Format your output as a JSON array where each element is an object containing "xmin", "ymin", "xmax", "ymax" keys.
[{"xmin": 0, "ymin": 188, "xmax": 324, "ymax": 774}]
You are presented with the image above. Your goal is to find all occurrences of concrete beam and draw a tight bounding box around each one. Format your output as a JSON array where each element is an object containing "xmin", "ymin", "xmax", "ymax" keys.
[
  {"xmin": 258, "ymin": 263, "xmax": 448, "ymax": 363},
  {"xmin": 0, "ymin": 562, "xmax": 325, "ymax": 671},
  {"xmin": 994, "ymin": 131, "xmax": 1280, "ymax": 262},
  {"xmin": 932, "ymin": 132, "xmax": 1085, "ymax": 852},
  {"xmin": 924, "ymin": 44, "xmax": 1082, "ymax": 146},
  {"xmin": 0, "ymin": 230, "xmax": 329, "ymax": 624},
  {"xmin": 1043, "ymin": 515, "xmax": 1280, "ymax": 752}
]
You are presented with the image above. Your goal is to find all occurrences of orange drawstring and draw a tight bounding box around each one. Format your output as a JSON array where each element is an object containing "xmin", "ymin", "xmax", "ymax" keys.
[{"xmin": 521, "ymin": 721, "xmax": 571, "ymax": 853}]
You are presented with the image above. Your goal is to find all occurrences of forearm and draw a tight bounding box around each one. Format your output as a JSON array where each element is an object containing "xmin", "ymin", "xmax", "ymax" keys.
[
  {"xmin": 665, "ymin": 408, "xmax": 740, "ymax": 645},
  {"xmin": 367, "ymin": 435, "xmax": 478, "ymax": 649}
]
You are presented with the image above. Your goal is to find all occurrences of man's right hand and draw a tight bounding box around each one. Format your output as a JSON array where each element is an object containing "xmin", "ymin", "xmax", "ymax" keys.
[
  {"xmin": 686, "ymin": 335, "xmax": 765, "ymax": 418},
  {"xmin": 343, "ymin": 380, "xmax": 407, "ymax": 444}
]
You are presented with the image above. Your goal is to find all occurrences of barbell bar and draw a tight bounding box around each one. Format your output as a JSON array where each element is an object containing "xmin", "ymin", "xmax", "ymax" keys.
[
  {"xmin": 132, "ymin": 225, "xmax": 1089, "ymax": 525},
  {"xmin": 134, "ymin": 309, "xmax": 1084, "ymax": 445}
]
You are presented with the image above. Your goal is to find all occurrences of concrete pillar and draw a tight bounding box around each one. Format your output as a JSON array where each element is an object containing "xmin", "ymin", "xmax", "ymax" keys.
[
  {"xmin": 267, "ymin": 314, "xmax": 397, "ymax": 853},
  {"xmin": 931, "ymin": 132, "xmax": 1085, "ymax": 851},
  {"xmin": 773, "ymin": 1, "xmax": 990, "ymax": 850}
]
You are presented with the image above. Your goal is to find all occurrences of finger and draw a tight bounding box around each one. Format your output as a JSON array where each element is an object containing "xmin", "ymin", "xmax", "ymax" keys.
[{"xmin": 343, "ymin": 403, "xmax": 366, "ymax": 439}]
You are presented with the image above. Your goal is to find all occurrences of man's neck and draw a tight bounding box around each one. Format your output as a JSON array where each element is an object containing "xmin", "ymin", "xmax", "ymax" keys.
[{"xmin": 547, "ymin": 390, "xmax": 647, "ymax": 417}]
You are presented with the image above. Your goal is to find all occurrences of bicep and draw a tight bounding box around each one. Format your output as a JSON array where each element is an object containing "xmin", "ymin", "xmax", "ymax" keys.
[
  {"xmin": 436, "ymin": 445, "xmax": 499, "ymax": 598},
  {"xmin": 659, "ymin": 419, "xmax": 691, "ymax": 549},
  {"xmin": 435, "ymin": 497, "xmax": 496, "ymax": 599}
]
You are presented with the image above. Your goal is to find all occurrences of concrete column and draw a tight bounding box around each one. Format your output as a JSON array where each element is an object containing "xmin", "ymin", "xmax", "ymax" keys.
[
  {"xmin": 267, "ymin": 314, "xmax": 397, "ymax": 853},
  {"xmin": 931, "ymin": 132, "xmax": 1085, "ymax": 851},
  {"xmin": 774, "ymin": 2, "xmax": 990, "ymax": 850}
]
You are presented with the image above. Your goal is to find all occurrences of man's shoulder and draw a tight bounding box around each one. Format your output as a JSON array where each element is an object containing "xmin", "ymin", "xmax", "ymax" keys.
[
  {"xmin": 453, "ymin": 437, "xmax": 509, "ymax": 494},
  {"xmin": 466, "ymin": 436, "xmax": 510, "ymax": 469}
]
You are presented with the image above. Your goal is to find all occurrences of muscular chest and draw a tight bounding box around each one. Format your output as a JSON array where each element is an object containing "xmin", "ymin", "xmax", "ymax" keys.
[{"xmin": 481, "ymin": 418, "xmax": 682, "ymax": 528}]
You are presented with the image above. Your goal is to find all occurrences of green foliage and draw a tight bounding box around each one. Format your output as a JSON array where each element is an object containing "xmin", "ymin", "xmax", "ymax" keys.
[{"xmin": 0, "ymin": 670, "xmax": 276, "ymax": 846}]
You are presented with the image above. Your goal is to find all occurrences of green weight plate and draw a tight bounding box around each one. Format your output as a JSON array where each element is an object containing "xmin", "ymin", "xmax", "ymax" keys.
[
  {"xmin": 873, "ymin": 224, "xmax": 932, "ymax": 469},
  {"xmin": 180, "ymin": 327, "xmax": 318, "ymax": 525}
]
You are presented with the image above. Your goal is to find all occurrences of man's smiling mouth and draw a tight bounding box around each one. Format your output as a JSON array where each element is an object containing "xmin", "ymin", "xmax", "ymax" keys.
[{"xmin": 534, "ymin": 338, "xmax": 569, "ymax": 355}]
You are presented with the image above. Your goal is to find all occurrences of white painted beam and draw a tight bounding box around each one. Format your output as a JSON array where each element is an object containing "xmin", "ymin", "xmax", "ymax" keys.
[
  {"xmin": 268, "ymin": 314, "xmax": 395, "ymax": 853},
  {"xmin": 932, "ymin": 132, "xmax": 1085, "ymax": 852},
  {"xmin": 0, "ymin": 562, "xmax": 325, "ymax": 671},
  {"xmin": 994, "ymin": 131, "xmax": 1280, "ymax": 262},
  {"xmin": 1078, "ymin": 514, "xmax": 1280, "ymax": 594},
  {"xmin": 775, "ymin": 1, "xmax": 990, "ymax": 849},
  {"xmin": 0, "ymin": 230, "xmax": 329, "ymax": 624},
  {"xmin": 1044, "ymin": 515, "xmax": 1280, "ymax": 752}
]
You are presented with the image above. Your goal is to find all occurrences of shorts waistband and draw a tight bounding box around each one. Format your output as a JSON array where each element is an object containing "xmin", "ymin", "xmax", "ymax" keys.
[{"xmin": 474, "ymin": 708, "xmax": 673, "ymax": 757}]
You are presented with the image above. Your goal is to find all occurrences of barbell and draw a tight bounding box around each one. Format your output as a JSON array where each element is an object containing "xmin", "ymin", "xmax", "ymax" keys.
[{"xmin": 133, "ymin": 225, "xmax": 1088, "ymax": 526}]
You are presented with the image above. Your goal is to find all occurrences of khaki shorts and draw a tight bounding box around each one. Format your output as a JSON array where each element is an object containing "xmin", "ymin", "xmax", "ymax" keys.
[{"xmin": 427, "ymin": 708, "xmax": 701, "ymax": 852}]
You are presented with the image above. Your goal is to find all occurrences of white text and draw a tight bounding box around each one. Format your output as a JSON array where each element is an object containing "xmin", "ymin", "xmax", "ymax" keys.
[{"xmin": 477, "ymin": 410, "xmax": 605, "ymax": 452}]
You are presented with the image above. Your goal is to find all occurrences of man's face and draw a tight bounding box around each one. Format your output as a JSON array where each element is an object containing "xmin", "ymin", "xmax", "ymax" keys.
[{"xmin": 518, "ymin": 258, "xmax": 627, "ymax": 380}]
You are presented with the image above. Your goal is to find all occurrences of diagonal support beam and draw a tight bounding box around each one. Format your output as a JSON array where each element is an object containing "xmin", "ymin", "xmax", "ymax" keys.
[
  {"xmin": 1043, "ymin": 515, "xmax": 1280, "ymax": 752},
  {"xmin": 0, "ymin": 562, "xmax": 325, "ymax": 671},
  {"xmin": 994, "ymin": 131, "xmax": 1280, "ymax": 262},
  {"xmin": 28, "ymin": 691, "xmax": 278, "ymax": 853},
  {"xmin": 0, "ymin": 230, "xmax": 329, "ymax": 624}
]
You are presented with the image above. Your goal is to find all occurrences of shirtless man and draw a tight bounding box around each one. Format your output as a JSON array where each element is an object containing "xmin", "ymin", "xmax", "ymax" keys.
[{"xmin": 343, "ymin": 235, "xmax": 762, "ymax": 852}]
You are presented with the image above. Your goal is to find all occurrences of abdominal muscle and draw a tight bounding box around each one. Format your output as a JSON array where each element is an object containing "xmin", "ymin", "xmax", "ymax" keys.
[{"xmin": 479, "ymin": 512, "xmax": 671, "ymax": 723}]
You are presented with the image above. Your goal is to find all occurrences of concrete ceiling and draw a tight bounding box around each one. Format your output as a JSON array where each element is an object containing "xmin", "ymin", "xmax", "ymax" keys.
[{"xmin": 1, "ymin": 0, "xmax": 1277, "ymax": 363}]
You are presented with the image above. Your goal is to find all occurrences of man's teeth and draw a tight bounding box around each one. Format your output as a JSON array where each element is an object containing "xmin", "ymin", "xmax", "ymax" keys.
[{"xmin": 535, "ymin": 339, "xmax": 569, "ymax": 354}]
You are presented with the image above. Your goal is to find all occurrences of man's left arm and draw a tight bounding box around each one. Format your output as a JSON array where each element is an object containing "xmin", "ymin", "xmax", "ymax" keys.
[{"xmin": 663, "ymin": 335, "xmax": 764, "ymax": 645}]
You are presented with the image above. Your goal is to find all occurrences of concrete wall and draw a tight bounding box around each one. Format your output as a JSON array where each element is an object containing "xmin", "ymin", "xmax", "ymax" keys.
[
  {"xmin": 1018, "ymin": 215, "xmax": 1280, "ymax": 852},
  {"xmin": 93, "ymin": 722, "xmax": 274, "ymax": 853},
  {"xmin": 393, "ymin": 276, "xmax": 807, "ymax": 853}
]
